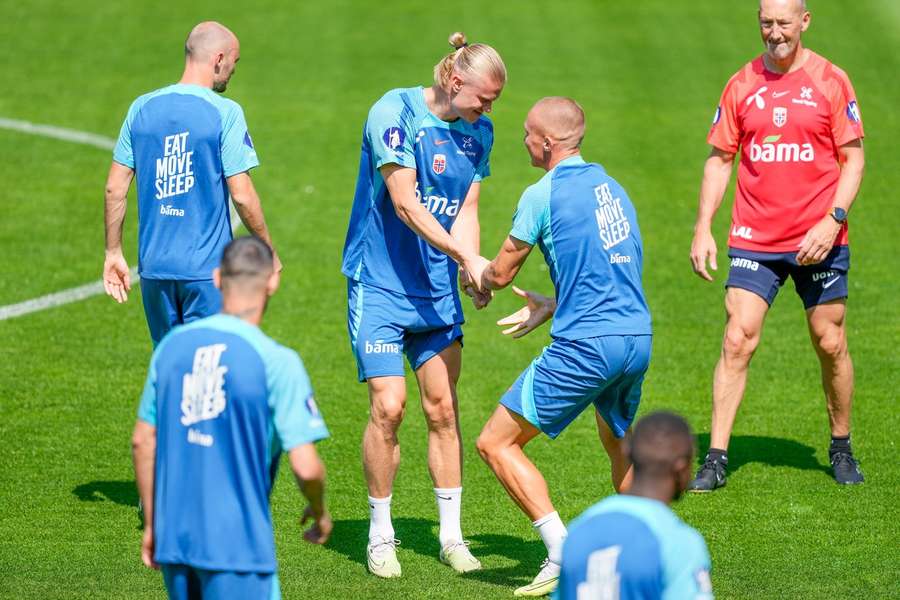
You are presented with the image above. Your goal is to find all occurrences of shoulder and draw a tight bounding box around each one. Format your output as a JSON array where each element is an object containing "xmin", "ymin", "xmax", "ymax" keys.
[
  {"xmin": 804, "ymin": 51, "xmax": 856, "ymax": 94},
  {"xmin": 369, "ymin": 87, "xmax": 419, "ymax": 119},
  {"xmin": 474, "ymin": 114, "xmax": 494, "ymax": 137},
  {"xmin": 721, "ymin": 57, "xmax": 766, "ymax": 98}
]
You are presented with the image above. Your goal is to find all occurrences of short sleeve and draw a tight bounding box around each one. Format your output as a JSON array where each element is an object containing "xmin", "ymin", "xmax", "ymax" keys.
[
  {"xmin": 707, "ymin": 77, "xmax": 741, "ymax": 154},
  {"xmin": 220, "ymin": 102, "xmax": 260, "ymax": 177},
  {"xmin": 662, "ymin": 529, "xmax": 714, "ymax": 600},
  {"xmin": 268, "ymin": 349, "xmax": 329, "ymax": 451},
  {"xmin": 509, "ymin": 180, "xmax": 550, "ymax": 245},
  {"xmin": 473, "ymin": 121, "xmax": 494, "ymax": 182},
  {"xmin": 137, "ymin": 352, "xmax": 159, "ymax": 426},
  {"xmin": 113, "ymin": 99, "xmax": 139, "ymax": 168},
  {"xmin": 827, "ymin": 70, "xmax": 864, "ymax": 147},
  {"xmin": 366, "ymin": 94, "xmax": 417, "ymax": 170}
]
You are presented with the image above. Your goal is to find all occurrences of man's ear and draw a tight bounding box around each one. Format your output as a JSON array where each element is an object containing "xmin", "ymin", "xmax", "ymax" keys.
[
  {"xmin": 266, "ymin": 270, "xmax": 279, "ymax": 297},
  {"xmin": 213, "ymin": 267, "xmax": 222, "ymax": 290}
]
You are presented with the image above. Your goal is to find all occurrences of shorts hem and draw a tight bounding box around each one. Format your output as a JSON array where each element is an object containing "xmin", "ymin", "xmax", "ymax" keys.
[{"xmin": 411, "ymin": 332, "xmax": 463, "ymax": 372}]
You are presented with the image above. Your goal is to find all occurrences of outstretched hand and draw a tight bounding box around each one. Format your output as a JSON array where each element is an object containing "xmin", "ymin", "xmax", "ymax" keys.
[
  {"xmin": 301, "ymin": 506, "xmax": 332, "ymax": 545},
  {"xmin": 496, "ymin": 286, "xmax": 556, "ymax": 338}
]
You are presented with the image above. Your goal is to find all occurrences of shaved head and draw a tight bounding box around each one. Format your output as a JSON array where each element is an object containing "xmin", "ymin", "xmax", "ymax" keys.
[
  {"xmin": 527, "ymin": 97, "xmax": 586, "ymax": 150},
  {"xmin": 185, "ymin": 21, "xmax": 238, "ymax": 62},
  {"xmin": 760, "ymin": 0, "xmax": 807, "ymax": 14}
]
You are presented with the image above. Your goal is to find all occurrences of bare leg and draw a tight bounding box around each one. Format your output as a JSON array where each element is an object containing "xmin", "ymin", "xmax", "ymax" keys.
[
  {"xmin": 595, "ymin": 413, "xmax": 633, "ymax": 492},
  {"xmin": 415, "ymin": 342, "xmax": 463, "ymax": 488},
  {"xmin": 806, "ymin": 300, "xmax": 853, "ymax": 437},
  {"xmin": 362, "ymin": 376, "xmax": 407, "ymax": 498},
  {"xmin": 709, "ymin": 287, "xmax": 770, "ymax": 450}
]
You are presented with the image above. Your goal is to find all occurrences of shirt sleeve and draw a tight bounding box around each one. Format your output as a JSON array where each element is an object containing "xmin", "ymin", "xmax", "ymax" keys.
[
  {"xmin": 707, "ymin": 77, "xmax": 741, "ymax": 154},
  {"xmin": 509, "ymin": 180, "xmax": 550, "ymax": 245},
  {"xmin": 220, "ymin": 101, "xmax": 260, "ymax": 177},
  {"xmin": 137, "ymin": 352, "xmax": 159, "ymax": 426},
  {"xmin": 473, "ymin": 121, "xmax": 494, "ymax": 182},
  {"xmin": 663, "ymin": 529, "xmax": 714, "ymax": 600},
  {"xmin": 827, "ymin": 69, "xmax": 865, "ymax": 147},
  {"xmin": 365, "ymin": 94, "xmax": 417, "ymax": 170},
  {"xmin": 268, "ymin": 349, "xmax": 329, "ymax": 452},
  {"xmin": 113, "ymin": 99, "xmax": 139, "ymax": 168}
]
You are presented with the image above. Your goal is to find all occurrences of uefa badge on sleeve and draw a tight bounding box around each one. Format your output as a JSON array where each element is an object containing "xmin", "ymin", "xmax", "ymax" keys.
[
  {"xmin": 432, "ymin": 153, "xmax": 447, "ymax": 175},
  {"xmin": 773, "ymin": 107, "xmax": 787, "ymax": 127},
  {"xmin": 847, "ymin": 100, "xmax": 861, "ymax": 123}
]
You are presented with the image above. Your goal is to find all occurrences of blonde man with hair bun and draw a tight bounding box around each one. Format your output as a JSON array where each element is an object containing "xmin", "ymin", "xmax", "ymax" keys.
[{"xmin": 341, "ymin": 31, "xmax": 506, "ymax": 578}]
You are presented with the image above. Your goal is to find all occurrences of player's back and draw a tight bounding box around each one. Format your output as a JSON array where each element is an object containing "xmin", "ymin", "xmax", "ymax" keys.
[
  {"xmin": 115, "ymin": 84, "xmax": 257, "ymax": 280},
  {"xmin": 537, "ymin": 157, "xmax": 651, "ymax": 340},
  {"xmin": 557, "ymin": 495, "xmax": 712, "ymax": 600},
  {"xmin": 144, "ymin": 313, "xmax": 283, "ymax": 573}
]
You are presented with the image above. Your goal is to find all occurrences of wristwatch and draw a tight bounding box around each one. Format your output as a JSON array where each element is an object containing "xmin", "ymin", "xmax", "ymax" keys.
[{"xmin": 829, "ymin": 207, "xmax": 847, "ymax": 224}]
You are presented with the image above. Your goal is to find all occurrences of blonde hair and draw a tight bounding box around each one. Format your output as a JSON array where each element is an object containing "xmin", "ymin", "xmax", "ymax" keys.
[{"xmin": 433, "ymin": 32, "xmax": 507, "ymax": 89}]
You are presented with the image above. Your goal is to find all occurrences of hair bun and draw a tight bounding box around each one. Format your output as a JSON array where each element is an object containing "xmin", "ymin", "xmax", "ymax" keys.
[{"xmin": 448, "ymin": 31, "xmax": 468, "ymax": 50}]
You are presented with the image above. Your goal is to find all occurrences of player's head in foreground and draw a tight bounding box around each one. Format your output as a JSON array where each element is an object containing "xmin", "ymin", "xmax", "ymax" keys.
[
  {"xmin": 523, "ymin": 96, "xmax": 586, "ymax": 170},
  {"xmin": 758, "ymin": 0, "xmax": 810, "ymax": 64},
  {"xmin": 213, "ymin": 236, "xmax": 278, "ymax": 325},
  {"xmin": 182, "ymin": 21, "xmax": 240, "ymax": 92},
  {"xmin": 432, "ymin": 32, "xmax": 507, "ymax": 123},
  {"xmin": 626, "ymin": 412, "xmax": 695, "ymax": 504}
]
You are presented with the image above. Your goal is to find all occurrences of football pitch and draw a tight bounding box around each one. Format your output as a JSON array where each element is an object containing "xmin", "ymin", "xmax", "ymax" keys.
[{"xmin": 1, "ymin": 1, "xmax": 898, "ymax": 598}]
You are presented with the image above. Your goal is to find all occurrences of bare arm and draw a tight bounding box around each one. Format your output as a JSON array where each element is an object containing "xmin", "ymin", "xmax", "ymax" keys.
[
  {"xmin": 481, "ymin": 235, "xmax": 534, "ymax": 291},
  {"xmin": 131, "ymin": 420, "xmax": 158, "ymax": 569},
  {"xmin": 381, "ymin": 164, "xmax": 488, "ymax": 286},
  {"xmin": 226, "ymin": 172, "xmax": 282, "ymax": 272},
  {"xmin": 690, "ymin": 147, "xmax": 735, "ymax": 281},
  {"xmin": 451, "ymin": 182, "xmax": 492, "ymax": 308},
  {"xmin": 796, "ymin": 139, "xmax": 865, "ymax": 265},
  {"xmin": 288, "ymin": 443, "xmax": 331, "ymax": 544},
  {"xmin": 103, "ymin": 162, "xmax": 135, "ymax": 302}
]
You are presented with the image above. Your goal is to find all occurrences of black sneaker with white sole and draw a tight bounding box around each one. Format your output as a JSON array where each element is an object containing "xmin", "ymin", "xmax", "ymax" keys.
[
  {"xmin": 688, "ymin": 456, "xmax": 727, "ymax": 492},
  {"xmin": 830, "ymin": 451, "xmax": 864, "ymax": 485}
]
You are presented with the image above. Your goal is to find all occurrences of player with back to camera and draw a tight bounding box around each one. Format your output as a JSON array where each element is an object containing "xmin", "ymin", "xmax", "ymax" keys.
[
  {"xmin": 131, "ymin": 236, "xmax": 330, "ymax": 600},
  {"xmin": 341, "ymin": 31, "xmax": 505, "ymax": 577},
  {"xmin": 556, "ymin": 412, "xmax": 713, "ymax": 600},
  {"xmin": 689, "ymin": 0, "xmax": 866, "ymax": 491},
  {"xmin": 476, "ymin": 97, "xmax": 652, "ymax": 597},
  {"xmin": 104, "ymin": 21, "xmax": 281, "ymax": 346}
]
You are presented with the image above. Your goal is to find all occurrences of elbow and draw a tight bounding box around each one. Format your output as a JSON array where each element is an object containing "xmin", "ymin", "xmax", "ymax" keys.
[{"xmin": 294, "ymin": 453, "xmax": 326, "ymax": 483}]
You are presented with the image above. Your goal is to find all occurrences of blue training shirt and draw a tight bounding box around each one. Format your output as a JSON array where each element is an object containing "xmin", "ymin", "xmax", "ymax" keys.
[
  {"xmin": 341, "ymin": 86, "xmax": 493, "ymax": 298},
  {"xmin": 137, "ymin": 313, "xmax": 328, "ymax": 573},
  {"xmin": 557, "ymin": 495, "xmax": 713, "ymax": 600},
  {"xmin": 114, "ymin": 84, "xmax": 259, "ymax": 280},
  {"xmin": 510, "ymin": 155, "xmax": 652, "ymax": 339}
]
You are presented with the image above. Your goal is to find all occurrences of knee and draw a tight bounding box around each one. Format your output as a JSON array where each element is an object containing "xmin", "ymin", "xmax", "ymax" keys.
[
  {"xmin": 422, "ymin": 393, "xmax": 457, "ymax": 432},
  {"xmin": 475, "ymin": 432, "xmax": 495, "ymax": 464},
  {"xmin": 813, "ymin": 328, "xmax": 847, "ymax": 360},
  {"xmin": 370, "ymin": 398, "xmax": 405, "ymax": 433},
  {"xmin": 722, "ymin": 321, "xmax": 760, "ymax": 361}
]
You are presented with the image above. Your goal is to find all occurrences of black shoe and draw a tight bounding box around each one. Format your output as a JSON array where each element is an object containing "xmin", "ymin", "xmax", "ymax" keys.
[
  {"xmin": 688, "ymin": 456, "xmax": 727, "ymax": 492},
  {"xmin": 830, "ymin": 451, "xmax": 864, "ymax": 485}
]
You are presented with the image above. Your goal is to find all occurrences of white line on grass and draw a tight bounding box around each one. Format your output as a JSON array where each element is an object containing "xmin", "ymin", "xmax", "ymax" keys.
[{"xmin": 0, "ymin": 117, "xmax": 241, "ymax": 321}]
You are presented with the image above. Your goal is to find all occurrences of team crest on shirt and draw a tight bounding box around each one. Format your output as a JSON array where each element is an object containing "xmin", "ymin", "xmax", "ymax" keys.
[
  {"xmin": 846, "ymin": 100, "xmax": 861, "ymax": 123},
  {"xmin": 382, "ymin": 127, "xmax": 406, "ymax": 150},
  {"xmin": 772, "ymin": 107, "xmax": 788, "ymax": 127},
  {"xmin": 432, "ymin": 153, "xmax": 447, "ymax": 174}
]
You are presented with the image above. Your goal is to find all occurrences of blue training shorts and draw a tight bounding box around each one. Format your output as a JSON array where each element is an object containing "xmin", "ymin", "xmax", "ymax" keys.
[
  {"xmin": 501, "ymin": 335, "xmax": 652, "ymax": 439},
  {"xmin": 161, "ymin": 564, "xmax": 279, "ymax": 600},
  {"xmin": 347, "ymin": 279, "xmax": 464, "ymax": 382},
  {"xmin": 140, "ymin": 279, "xmax": 222, "ymax": 347},
  {"xmin": 726, "ymin": 246, "xmax": 850, "ymax": 309}
]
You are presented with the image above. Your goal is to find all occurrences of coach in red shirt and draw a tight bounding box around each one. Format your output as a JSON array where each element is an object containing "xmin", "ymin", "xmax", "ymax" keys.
[{"xmin": 688, "ymin": 0, "xmax": 865, "ymax": 490}]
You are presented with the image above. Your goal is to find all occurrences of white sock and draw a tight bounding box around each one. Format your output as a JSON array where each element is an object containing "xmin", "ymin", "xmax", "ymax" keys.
[
  {"xmin": 434, "ymin": 487, "xmax": 463, "ymax": 546},
  {"xmin": 368, "ymin": 495, "xmax": 394, "ymax": 542},
  {"xmin": 533, "ymin": 511, "xmax": 567, "ymax": 565}
]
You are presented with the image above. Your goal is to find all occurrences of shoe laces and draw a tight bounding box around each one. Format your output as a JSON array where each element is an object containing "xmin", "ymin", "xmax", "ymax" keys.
[
  {"xmin": 536, "ymin": 557, "xmax": 559, "ymax": 579},
  {"xmin": 700, "ymin": 456, "xmax": 726, "ymax": 475},
  {"xmin": 442, "ymin": 539, "xmax": 471, "ymax": 552},
  {"xmin": 831, "ymin": 451, "xmax": 858, "ymax": 469},
  {"xmin": 369, "ymin": 537, "xmax": 400, "ymax": 554}
]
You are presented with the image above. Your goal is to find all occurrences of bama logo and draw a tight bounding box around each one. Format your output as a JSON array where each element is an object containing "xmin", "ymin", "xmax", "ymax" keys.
[
  {"xmin": 364, "ymin": 340, "xmax": 400, "ymax": 354},
  {"xmin": 749, "ymin": 134, "xmax": 814, "ymax": 163},
  {"xmin": 415, "ymin": 182, "xmax": 460, "ymax": 217},
  {"xmin": 160, "ymin": 204, "xmax": 185, "ymax": 217},
  {"xmin": 730, "ymin": 257, "xmax": 759, "ymax": 271}
]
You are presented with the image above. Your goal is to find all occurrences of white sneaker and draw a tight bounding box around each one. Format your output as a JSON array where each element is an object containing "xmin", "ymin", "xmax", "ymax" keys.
[
  {"xmin": 367, "ymin": 537, "xmax": 402, "ymax": 578},
  {"xmin": 439, "ymin": 540, "xmax": 482, "ymax": 573},
  {"xmin": 514, "ymin": 558, "xmax": 560, "ymax": 597}
]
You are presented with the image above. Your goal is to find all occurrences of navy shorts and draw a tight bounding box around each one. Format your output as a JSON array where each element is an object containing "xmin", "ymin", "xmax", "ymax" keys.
[
  {"xmin": 161, "ymin": 564, "xmax": 279, "ymax": 600},
  {"xmin": 726, "ymin": 246, "xmax": 850, "ymax": 309},
  {"xmin": 500, "ymin": 335, "xmax": 652, "ymax": 440},
  {"xmin": 140, "ymin": 279, "xmax": 222, "ymax": 346},
  {"xmin": 347, "ymin": 279, "xmax": 464, "ymax": 382}
]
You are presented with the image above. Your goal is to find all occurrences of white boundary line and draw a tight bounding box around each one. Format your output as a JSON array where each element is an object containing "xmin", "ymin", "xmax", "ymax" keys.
[{"xmin": 0, "ymin": 117, "xmax": 240, "ymax": 321}]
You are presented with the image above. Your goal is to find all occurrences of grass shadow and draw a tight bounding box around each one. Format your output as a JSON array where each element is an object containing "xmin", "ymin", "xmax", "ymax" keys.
[
  {"xmin": 462, "ymin": 532, "xmax": 546, "ymax": 588},
  {"xmin": 695, "ymin": 433, "xmax": 830, "ymax": 475},
  {"xmin": 72, "ymin": 480, "xmax": 138, "ymax": 507}
]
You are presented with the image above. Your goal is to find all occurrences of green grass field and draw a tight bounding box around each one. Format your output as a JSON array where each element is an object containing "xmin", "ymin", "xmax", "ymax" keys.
[{"xmin": 1, "ymin": 1, "xmax": 899, "ymax": 598}]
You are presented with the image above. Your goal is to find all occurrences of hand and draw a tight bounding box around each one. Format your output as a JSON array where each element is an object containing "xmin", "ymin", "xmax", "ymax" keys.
[
  {"xmin": 690, "ymin": 228, "xmax": 718, "ymax": 281},
  {"xmin": 796, "ymin": 215, "xmax": 841, "ymax": 266},
  {"xmin": 103, "ymin": 251, "xmax": 131, "ymax": 303},
  {"xmin": 459, "ymin": 268, "xmax": 493, "ymax": 310},
  {"xmin": 496, "ymin": 286, "xmax": 556, "ymax": 338},
  {"xmin": 301, "ymin": 506, "xmax": 332, "ymax": 545},
  {"xmin": 462, "ymin": 254, "xmax": 491, "ymax": 292},
  {"xmin": 271, "ymin": 251, "xmax": 284, "ymax": 289},
  {"xmin": 141, "ymin": 526, "xmax": 158, "ymax": 570}
]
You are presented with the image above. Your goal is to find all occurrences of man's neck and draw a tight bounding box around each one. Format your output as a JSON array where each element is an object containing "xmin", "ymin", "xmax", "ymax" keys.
[
  {"xmin": 179, "ymin": 63, "xmax": 213, "ymax": 89},
  {"xmin": 424, "ymin": 85, "xmax": 458, "ymax": 122},
  {"xmin": 625, "ymin": 479, "xmax": 674, "ymax": 505},
  {"xmin": 545, "ymin": 151, "xmax": 580, "ymax": 171},
  {"xmin": 764, "ymin": 45, "xmax": 808, "ymax": 74},
  {"xmin": 221, "ymin": 300, "xmax": 265, "ymax": 326}
]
